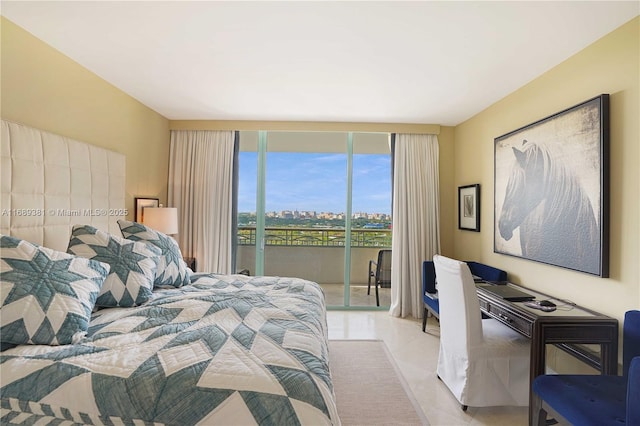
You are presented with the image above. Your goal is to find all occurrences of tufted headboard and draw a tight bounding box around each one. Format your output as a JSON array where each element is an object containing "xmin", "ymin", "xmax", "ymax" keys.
[{"xmin": 0, "ymin": 120, "xmax": 126, "ymax": 252}]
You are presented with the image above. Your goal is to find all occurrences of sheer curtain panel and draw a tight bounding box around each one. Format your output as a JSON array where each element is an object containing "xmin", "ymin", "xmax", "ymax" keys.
[
  {"xmin": 168, "ymin": 130, "xmax": 235, "ymax": 274},
  {"xmin": 390, "ymin": 133, "xmax": 440, "ymax": 318}
]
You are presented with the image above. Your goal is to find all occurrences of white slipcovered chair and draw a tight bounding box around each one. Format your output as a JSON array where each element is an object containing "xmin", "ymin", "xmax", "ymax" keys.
[{"xmin": 433, "ymin": 254, "xmax": 530, "ymax": 409}]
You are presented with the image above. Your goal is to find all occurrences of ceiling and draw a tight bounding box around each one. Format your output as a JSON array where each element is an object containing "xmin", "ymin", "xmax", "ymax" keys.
[{"xmin": 2, "ymin": 1, "xmax": 638, "ymax": 126}]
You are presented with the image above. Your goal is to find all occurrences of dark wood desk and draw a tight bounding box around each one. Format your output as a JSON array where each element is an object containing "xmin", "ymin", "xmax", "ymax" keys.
[{"xmin": 476, "ymin": 282, "xmax": 619, "ymax": 426}]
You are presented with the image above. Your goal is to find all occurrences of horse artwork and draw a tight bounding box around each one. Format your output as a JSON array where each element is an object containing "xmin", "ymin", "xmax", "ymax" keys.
[{"xmin": 494, "ymin": 95, "xmax": 609, "ymax": 277}]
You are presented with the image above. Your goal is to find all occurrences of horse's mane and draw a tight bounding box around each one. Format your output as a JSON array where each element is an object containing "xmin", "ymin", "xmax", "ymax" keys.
[
  {"xmin": 520, "ymin": 141, "xmax": 596, "ymax": 227},
  {"xmin": 499, "ymin": 139, "xmax": 600, "ymax": 272}
]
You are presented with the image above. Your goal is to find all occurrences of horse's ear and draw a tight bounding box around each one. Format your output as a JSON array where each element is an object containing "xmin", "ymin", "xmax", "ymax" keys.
[{"xmin": 513, "ymin": 147, "xmax": 526, "ymax": 167}]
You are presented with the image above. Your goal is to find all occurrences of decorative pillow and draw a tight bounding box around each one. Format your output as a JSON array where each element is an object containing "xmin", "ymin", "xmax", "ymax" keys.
[
  {"xmin": 1, "ymin": 234, "xmax": 110, "ymax": 346},
  {"xmin": 67, "ymin": 225, "xmax": 161, "ymax": 307},
  {"xmin": 117, "ymin": 220, "xmax": 191, "ymax": 287}
]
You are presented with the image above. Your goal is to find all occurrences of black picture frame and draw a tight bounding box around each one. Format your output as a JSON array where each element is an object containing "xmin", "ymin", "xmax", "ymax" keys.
[
  {"xmin": 134, "ymin": 197, "xmax": 159, "ymax": 223},
  {"xmin": 458, "ymin": 184, "xmax": 480, "ymax": 232},
  {"xmin": 494, "ymin": 94, "xmax": 609, "ymax": 277}
]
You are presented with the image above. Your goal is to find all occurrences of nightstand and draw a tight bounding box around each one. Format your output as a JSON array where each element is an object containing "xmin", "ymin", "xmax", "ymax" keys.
[{"xmin": 184, "ymin": 257, "xmax": 196, "ymax": 272}]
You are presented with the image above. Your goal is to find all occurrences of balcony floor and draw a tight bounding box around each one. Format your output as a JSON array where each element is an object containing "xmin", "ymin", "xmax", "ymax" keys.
[{"xmin": 321, "ymin": 283, "xmax": 391, "ymax": 308}]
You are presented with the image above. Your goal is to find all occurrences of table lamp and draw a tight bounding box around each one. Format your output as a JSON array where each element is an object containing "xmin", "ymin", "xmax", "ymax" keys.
[{"xmin": 143, "ymin": 206, "xmax": 178, "ymax": 235}]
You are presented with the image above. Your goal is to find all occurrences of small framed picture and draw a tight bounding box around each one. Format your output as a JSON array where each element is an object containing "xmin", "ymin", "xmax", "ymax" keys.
[
  {"xmin": 458, "ymin": 184, "xmax": 480, "ymax": 232},
  {"xmin": 134, "ymin": 197, "xmax": 159, "ymax": 223}
]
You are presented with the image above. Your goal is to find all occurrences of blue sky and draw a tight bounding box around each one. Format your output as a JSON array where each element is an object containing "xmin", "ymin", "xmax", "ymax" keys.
[{"xmin": 238, "ymin": 152, "xmax": 392, "ymax": 214}]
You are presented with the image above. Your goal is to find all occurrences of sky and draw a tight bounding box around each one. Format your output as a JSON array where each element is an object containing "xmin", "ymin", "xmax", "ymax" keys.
[{"xmin": 238, "ymin": 152, "xmax": 392, "ymax": 214}]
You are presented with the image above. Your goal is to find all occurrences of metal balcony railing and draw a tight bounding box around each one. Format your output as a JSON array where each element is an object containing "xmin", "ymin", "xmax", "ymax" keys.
[{"xmin": 237, "ymin": 226, "xmax": 392, "ymax": 248}]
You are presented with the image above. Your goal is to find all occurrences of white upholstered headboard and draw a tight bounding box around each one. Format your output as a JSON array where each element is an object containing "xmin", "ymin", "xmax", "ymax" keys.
[{"xmin": 0, "ymin": 120, "xmax": 126, "ymax": 251}]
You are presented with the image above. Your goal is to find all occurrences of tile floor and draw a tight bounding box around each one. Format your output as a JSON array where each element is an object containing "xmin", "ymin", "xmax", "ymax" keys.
[
  {"xmin": 326, "ymin": 311, "xmax": 529, "ymax": 426},
  {"xmin": 322, "ymin": 284, "xmax": 391, "ymax": 307}
]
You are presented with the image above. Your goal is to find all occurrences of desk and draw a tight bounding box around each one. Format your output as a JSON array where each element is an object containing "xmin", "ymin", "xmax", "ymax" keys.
[{"xmin": 476, "ymin": 282, "xmax": 619, "ymax": 426}]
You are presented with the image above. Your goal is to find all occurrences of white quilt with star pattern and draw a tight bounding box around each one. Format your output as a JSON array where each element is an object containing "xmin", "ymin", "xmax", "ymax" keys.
[{"xmin": 0, "ymin": 273, "xmax": 340, "ymax": 425}]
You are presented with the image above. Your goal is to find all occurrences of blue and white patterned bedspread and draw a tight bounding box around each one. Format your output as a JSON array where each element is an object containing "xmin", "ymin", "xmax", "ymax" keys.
[{"xmin": 0, "ymin": 274, "xmax": 340, "ymax": 425}]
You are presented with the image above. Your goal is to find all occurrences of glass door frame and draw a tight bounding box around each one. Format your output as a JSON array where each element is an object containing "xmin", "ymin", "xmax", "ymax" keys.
[
  {"xmin": 245, "ymin": 130, "xmax": 390, "ymax": 310},
  {"xmin": 254, "ymin": 131, "xmax": 267, "ymax": 276}
]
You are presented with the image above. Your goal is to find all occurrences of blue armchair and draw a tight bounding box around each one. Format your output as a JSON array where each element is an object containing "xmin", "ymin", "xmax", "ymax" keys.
[
  {"xmin": 532, "ymin": 310, "xmax": 640, "ymax": 426},
  {"xmin": 422, "ymin": 259, "xmax": 507, "ymax": 332},
  {"xmin": 422, "ymin": 261, "xmax": 439, "ymax": 332}
]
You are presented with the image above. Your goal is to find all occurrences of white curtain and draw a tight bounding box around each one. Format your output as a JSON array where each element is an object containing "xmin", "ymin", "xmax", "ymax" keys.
[
  {"xmin": 390, "ymin": 133, "xmax": 440, "ymax": 318},
  {"xmin": 168, "ymin": 130, "xmax": 235, "ymax": 274}
]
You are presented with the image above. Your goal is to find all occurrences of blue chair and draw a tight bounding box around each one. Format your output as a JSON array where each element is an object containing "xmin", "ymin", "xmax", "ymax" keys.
[
  {"xmin": 422, "ymin": 260, "xmax": 507, "ymax": 332},
  {"xmin": 466, "ymin": 261, "xmax": 507, "ymax": 283},
  {"xmin": 532, "ymin": 310, "xmax": 640, "ymax": 426},
  {"xmin": 422, "ymin": 260, "xmax": 439, "ymax": 332}
]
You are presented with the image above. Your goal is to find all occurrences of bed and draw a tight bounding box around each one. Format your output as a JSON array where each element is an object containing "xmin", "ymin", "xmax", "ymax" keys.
[{"xmin": 0, "ymin": 120, "xmax": 340, "ymax": 425}]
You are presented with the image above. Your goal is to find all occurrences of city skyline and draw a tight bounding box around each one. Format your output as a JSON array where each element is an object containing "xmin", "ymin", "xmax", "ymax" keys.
[
  {"xmin": 238, "ymin": 152, "xmax": 392, "ymax": 214},
  {"xmin": 239, "ymin": 209, "xmax": 392, "ymax": 220}
]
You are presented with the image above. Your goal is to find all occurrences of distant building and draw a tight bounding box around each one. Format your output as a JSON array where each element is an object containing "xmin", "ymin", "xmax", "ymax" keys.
[{"xmin": 245, "ymin": 210, "xmax": 389, "ymax": 221}]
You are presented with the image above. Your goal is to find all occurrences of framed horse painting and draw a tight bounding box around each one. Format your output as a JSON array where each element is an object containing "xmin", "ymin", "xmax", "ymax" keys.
[{"xmin": 494, "ymin": 94, "xmax": 609, "ymax": 277}]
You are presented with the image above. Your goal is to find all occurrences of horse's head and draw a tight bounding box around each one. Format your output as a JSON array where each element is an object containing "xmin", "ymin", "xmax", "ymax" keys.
[{"xmin": 498, "ymin": 141, "xmax": 548, "ymax": 240}]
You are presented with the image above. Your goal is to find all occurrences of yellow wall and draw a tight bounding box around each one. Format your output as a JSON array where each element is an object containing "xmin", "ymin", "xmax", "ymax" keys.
[
  {"xmin": 0, "ymin": 17, "xmax": 171, "ymax": 218},
  {"xmin": 453, "ymin": 17, "xmax": 639, "ymax": 322},
  {"xmin": 437, "ymin": 126, "xmax": 455, "ymax": 256}
]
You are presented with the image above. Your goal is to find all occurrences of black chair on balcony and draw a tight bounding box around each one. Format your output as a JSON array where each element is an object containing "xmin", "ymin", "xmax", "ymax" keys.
[{"xmin": 368, "ymin": 249, "xmax": 392, "ymax": 306}]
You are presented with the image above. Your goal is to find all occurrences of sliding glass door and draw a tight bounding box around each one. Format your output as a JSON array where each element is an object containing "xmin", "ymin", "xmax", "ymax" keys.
[
  {"xmin": 236, "ymin": 131, "xmax": 260, "ymax": 276},
  {"xmin": 236, "ymin": 131, "xmax": 391, "ymax": 308},
  {"xmin": 349, "ymin": 133, "xmax": 393, "ymax": 306}
]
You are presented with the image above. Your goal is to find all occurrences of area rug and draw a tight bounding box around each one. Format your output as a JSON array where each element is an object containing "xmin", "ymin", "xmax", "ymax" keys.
[{"xmin": 328, "ymin": 340, "xmax": 429, "ymax": 425}]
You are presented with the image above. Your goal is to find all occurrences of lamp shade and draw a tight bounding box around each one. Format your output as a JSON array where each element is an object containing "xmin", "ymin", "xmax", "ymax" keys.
[{"xmin": 143, "ymin": 207, "xmax": 178, "ymax": 235}]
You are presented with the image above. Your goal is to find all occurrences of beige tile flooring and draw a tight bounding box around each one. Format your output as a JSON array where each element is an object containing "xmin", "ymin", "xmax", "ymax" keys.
[{"xmin": 326, "ymin": 311, "xmax": 529, "ymax": 426}]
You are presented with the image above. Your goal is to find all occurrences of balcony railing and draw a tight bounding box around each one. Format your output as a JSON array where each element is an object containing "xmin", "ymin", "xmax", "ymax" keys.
[{"xmin": 237, "ymin": 226, "xmax": 391, "ymax": 248}]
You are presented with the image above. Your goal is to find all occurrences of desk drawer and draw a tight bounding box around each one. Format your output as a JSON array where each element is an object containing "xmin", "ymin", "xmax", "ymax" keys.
[{"xmin": 485, "ymin": 303, "xmax": 532, "ymax": 337}]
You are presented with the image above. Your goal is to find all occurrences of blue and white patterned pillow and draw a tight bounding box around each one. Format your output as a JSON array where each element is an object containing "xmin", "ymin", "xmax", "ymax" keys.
[
  {"xmin": 117, "ymin": 220, "xmax": 191, "ymax": 288},
  {"xmin": 67, "ymin": 225, "xmax": 161, "ymax": 307},
  {"xmin": 1, "ymin": 234, "xmax": 110, "ymax": 346}
]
